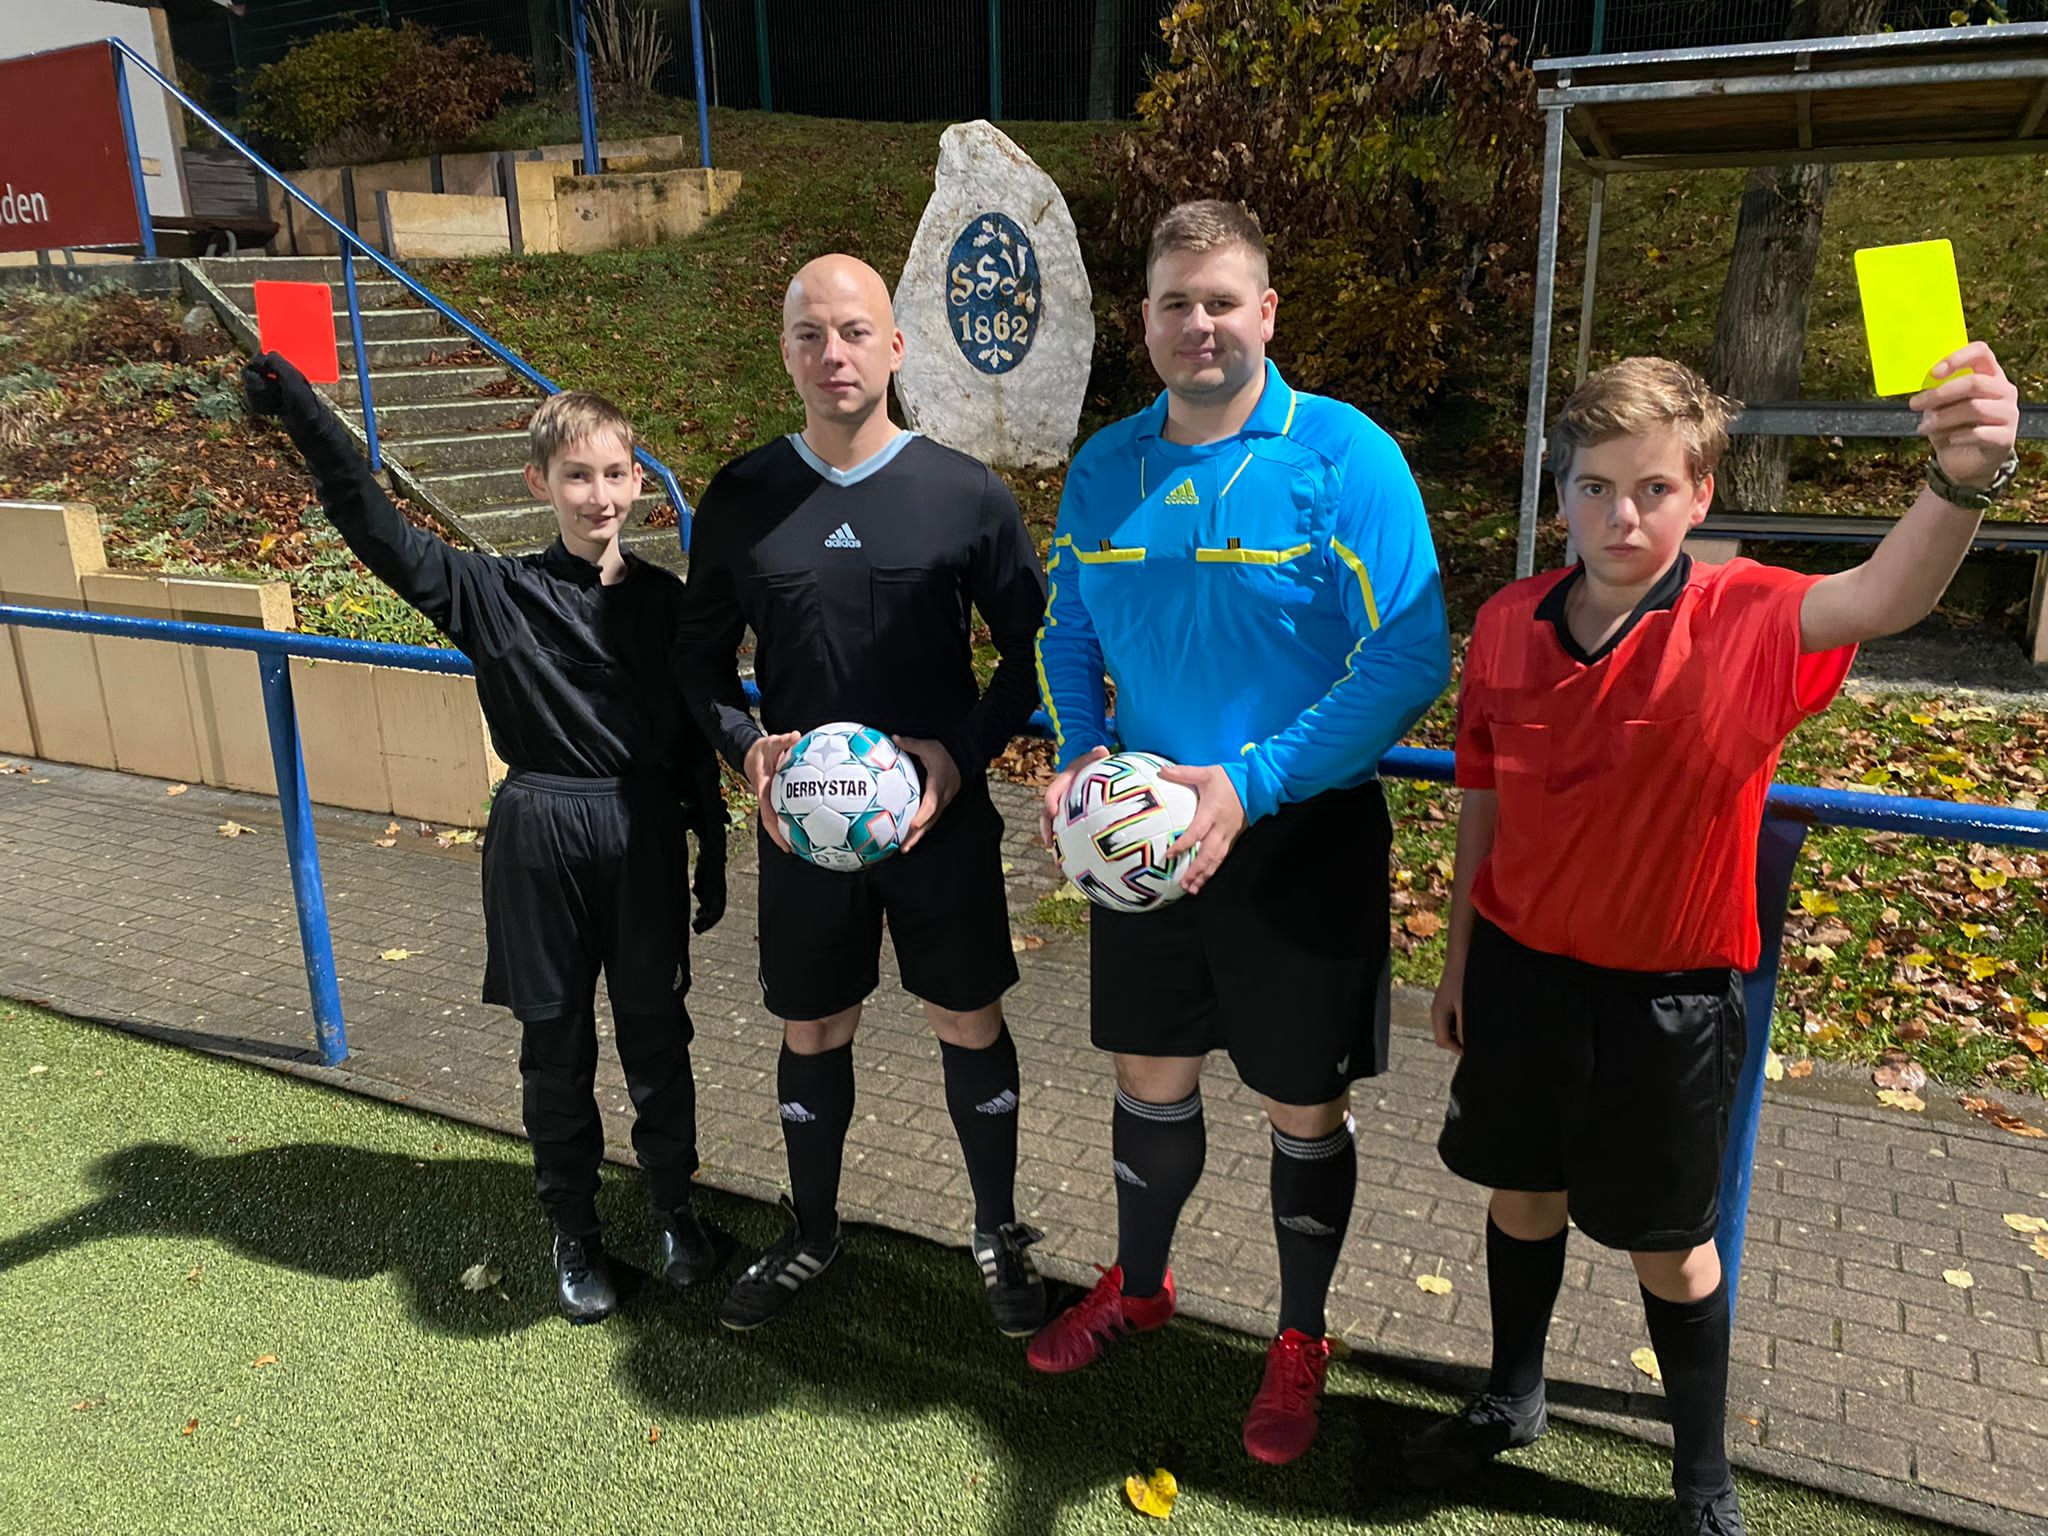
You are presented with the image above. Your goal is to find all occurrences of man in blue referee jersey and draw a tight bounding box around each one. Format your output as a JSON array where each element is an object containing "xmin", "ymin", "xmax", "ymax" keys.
[{"xmin": 1028, "ymin": 200, "xmax": 1451, "ymax": 1464}]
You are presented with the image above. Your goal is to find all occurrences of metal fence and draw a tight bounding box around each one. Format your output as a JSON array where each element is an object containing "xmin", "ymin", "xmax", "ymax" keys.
[{"xmin": 169, "ymin": 1, "xmax": 2048, "ymax": 127}]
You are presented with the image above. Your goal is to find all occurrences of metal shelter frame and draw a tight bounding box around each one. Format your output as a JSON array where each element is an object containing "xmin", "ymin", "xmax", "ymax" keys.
[{"xmin": 1516, "ymin": 22, "xmax": 2048, "ymax": 579}]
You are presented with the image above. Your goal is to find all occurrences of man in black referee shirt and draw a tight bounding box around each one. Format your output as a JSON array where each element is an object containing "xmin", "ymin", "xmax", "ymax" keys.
[{"xmin": 675, "ymin": 254, "xmax": 1050, "ymax": 1334}]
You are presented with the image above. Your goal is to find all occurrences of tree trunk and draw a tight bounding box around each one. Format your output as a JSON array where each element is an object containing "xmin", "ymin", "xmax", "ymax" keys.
[
  {"xmin": 1089, "ymin": 0, "xmax": 1135, "ymax": 120},
  {"xmin": 529, "ymin": 0, "xmax": 561, "ymax": 97},
  {"xmin": 1703, "ymin": 0, "xmax": 1885, "ymax": 513}
]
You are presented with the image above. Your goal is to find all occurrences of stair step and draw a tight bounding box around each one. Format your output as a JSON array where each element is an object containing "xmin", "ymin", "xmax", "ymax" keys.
[
  {"xmin": 324, "ymin": 366, "xmax": 509, "ymax": 405},
  {"xmin": 383, "ymin": 430, "xmax": 532, "ymax": 473},
  {"xmin": 342, "ymin": 398, "xmax": 534, "ymax": 437},
  {"xmin": 216, "ymin": 279, "xmax": 412, "ymax": 314},
  {"xmin": 330, "ymin": 307, "xmax": 449, "ymax": 341},
  {"xmin": 336, "ymin": 336, "xmax": 488, "ymax": 369},
  {"xmin": 196, "ymin": 254, "xmax": 354, "ymax": 283}
]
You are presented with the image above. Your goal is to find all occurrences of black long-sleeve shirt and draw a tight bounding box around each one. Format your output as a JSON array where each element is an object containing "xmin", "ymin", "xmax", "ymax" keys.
[
  {"xmin": 274, "ymin": 394, "xmax": 722, "ymax": 827},
  {"xmin": 673, "ymin": 433, "xmax": 1048, "ymax": 778}
]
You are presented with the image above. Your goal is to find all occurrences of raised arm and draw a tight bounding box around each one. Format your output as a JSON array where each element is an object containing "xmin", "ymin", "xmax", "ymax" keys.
[
  {"xmin": 244, "ymin": 352, "xmax": 480, "ymax": 637},
  {"xmin": 1798, "ymin": 342, "xmax": 2021, "ymax": 654}
]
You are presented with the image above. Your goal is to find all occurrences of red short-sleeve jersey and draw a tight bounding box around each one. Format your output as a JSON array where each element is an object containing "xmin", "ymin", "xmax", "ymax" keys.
[{"xmin": 1455, "ymin": 556, "xmax": 1855, "ymax": 973}]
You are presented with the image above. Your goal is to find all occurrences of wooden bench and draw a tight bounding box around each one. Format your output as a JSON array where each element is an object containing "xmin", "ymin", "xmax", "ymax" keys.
[
  {"xmin": 1690, "ymin": 512, "xmax": 2048, "ymax": 662},
  {"xmin": 1688, "ymin": 399, "xmax": 2048, "ymax": 660}
]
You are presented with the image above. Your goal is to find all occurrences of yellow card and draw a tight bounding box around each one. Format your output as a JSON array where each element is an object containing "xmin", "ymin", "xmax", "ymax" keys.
[{"xmin": 1854, "ymin": 240, "xmax": 1969, "ymax": 397}]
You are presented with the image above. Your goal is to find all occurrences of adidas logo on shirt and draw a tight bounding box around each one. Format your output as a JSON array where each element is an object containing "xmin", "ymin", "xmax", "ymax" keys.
[
  {"xmin": 1163, "ymin": 478, "xmax": 1199, "ymax": 506},
  {"xmin": 823, "ymin": 522, "xmax": 862, "ymax": 549}
]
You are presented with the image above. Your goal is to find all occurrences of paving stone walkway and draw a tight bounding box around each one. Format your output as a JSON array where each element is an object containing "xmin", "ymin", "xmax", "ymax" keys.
[{"xmin": 3, "ymin": 759, "xmax": 2046, "ymax": 1533}]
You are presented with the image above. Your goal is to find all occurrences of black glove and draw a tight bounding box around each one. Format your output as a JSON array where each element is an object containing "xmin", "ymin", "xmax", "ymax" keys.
[
  {"xmin": 242, "ymin": 350, "xmax": 321, "ymax": 424},
  {"xmin": 691, "ymin": 831, "xmax": 727, "ymax": 934}
]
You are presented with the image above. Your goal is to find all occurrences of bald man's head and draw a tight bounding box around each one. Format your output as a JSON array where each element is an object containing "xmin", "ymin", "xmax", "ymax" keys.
[
  {"xmin": 781, "ymin": 252, "xmax": 903, "ymax": 434},
  {"xmin": 783, "ymin": 254, "xmax": 895, "ymax": 330}
]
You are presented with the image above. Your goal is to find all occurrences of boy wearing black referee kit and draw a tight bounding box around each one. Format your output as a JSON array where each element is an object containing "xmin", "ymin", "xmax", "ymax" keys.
[
  {"xmin": 1409, "ymin": 343, "xmax": 2020, "ymax": 1534},
  {"xmin": 245, "ymin": 355, "xmax": 728, "ymax": 1324},
  {"xmin": 672, "ymin": 255, "xmax": 1050, "ymax": 1336}
]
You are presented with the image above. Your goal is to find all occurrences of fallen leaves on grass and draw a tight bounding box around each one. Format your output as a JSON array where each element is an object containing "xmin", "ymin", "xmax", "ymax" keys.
[
  {"xmin": 250, "ymin": 1354, "xmax": 277, "ymax": 1368},
  {"xmin": 647, "ymin": 1424, "xmax": 662, "ymax": 1444},
  {"xmin": 1631, "ymin": 1347, "xmax": 1663, "ymax": 1383},
  {"xmin": 70, "ymin": 1400, "xmax": 97, "ymax": 1412},
  {"xmin": 458, "ymin": 1262, "xmax": 502, "ymax": 1292},
  {"xmin": 1125, "ymin": 1467, "xmax": 1179, "ymax": 1520},
  {"xmin": 27, "ymin": 1064, "xmax": 46, "ymax": 1076},
  {"xmin": 1403, "ymin": 911, "xmax": 1444, "ymax": 939},
  {"xmin": 216, "ymin": 820, "xmax": 256, "ymax": 838},
  {"xmin": 181, "ymin": 1419, "xmax": 198, "ymax": 1436},
  {"xmin": 184, "ymin": 1265, "xmax": 202, "ymax": 1284}
]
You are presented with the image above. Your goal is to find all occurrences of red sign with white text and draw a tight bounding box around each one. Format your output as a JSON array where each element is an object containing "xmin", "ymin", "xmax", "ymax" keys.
[{"xmin": 0, "ymin": 42, "xmax": 143, "ymax": 255}]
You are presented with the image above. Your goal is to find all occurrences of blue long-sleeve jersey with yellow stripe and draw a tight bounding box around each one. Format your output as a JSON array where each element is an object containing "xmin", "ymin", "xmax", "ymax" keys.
[{"xmin": 1035, "ymin": 361, "xmax": 1451, "ymax": 824}]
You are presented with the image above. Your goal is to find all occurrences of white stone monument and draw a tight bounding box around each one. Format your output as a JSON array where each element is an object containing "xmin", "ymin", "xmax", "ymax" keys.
[{"xmin": 894, "ymin": 120, "xmax": 1093, "ymax": 469}]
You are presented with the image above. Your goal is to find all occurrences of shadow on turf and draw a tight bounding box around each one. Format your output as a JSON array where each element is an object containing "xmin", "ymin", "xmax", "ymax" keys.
[{"xmin": 5, "ymin": 1140, "xmax": 1681, "ymax": 1534}]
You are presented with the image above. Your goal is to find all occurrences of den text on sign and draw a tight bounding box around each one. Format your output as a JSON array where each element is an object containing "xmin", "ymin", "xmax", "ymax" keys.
[
  {"xmin": 947, "ymin": 212, "xmax": 1040, "ymax": 376},
  {"xmin": 0, "ymin": 42, "xmax": 145, "ymax": 255}
]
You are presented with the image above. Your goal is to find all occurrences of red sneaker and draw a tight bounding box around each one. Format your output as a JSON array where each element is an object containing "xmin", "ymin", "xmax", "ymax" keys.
[
  {"xmin": 1025, "ymin": 1263, "xmax": 1175, "ymax": 1374},
  {"xmin": 1242, "ymin": 1329, "xmax": 1331, "ymax": 1465}
]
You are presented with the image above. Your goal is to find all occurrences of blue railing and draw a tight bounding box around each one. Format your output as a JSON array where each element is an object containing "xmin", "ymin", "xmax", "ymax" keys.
[
  {"xmin": 4, "ymin": 599, "xmax": 2044, "ymax": 1303},
  {"xmin": 102, "ymin": 38, "xmax": 697, "ymax": 546}
]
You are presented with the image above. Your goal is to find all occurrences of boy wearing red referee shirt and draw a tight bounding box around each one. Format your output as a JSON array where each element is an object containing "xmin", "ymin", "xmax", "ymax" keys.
[{"xmin": 1405, "ymin": 344, "xmax": 2020, "ymax": 1534}]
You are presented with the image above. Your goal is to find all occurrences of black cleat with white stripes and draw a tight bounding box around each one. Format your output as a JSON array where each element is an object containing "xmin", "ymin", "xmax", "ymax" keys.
[
  {"xmin": 973, "ymin": 1221, "xmax": 1047, "ymax": 1336},
  {"xmin": 719, "ymin": 1196, "xmax": 840, "ymax": 1331}
]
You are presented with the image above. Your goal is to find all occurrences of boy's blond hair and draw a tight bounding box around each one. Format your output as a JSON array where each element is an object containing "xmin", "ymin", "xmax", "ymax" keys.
[
  {"xmin": 528, "ymin": 390, "xmax": 636, "ymax": 472},
  {"xmin": 1147, "ymin": 199, "xmax": 1270, "ymax": 289},
  {"xmin": 1547, "ymin": 357, "xmax": 1741, "ymax": 484}
]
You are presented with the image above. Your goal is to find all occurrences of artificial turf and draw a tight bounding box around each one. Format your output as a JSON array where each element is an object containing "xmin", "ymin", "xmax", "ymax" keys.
[{"xmin": 1, "ymin": 1001, "xmax": 1962, "ymax": 1535}]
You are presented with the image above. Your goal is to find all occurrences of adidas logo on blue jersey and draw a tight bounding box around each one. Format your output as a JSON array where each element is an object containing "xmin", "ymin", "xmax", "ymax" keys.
[
  {"xmin": 823, "ymin": 522, "xmax": 862, "ymax": 549},
  {"xmin": 1163, "ymin": 478, "xmax": 1199, "ymax": 506}
]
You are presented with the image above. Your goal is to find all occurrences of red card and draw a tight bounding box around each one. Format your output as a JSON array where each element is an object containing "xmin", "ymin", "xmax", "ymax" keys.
[{"xmin": 253, "ymin": 280, "xmax": 340, "ymax": 384}]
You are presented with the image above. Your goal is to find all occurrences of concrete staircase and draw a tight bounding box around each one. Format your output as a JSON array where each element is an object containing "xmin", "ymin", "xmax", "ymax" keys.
[{"xmin": 180, "ymin": 255, "xmax": 686, "ymax": 575}]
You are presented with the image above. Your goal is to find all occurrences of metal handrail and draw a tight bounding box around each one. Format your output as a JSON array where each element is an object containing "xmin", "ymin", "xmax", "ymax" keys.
[
  {"xmin": 8, "ymin": 596, "xmax": 2043, "ymax": 1301},
  {"xmin": 103, "ymin": 38, "xmax": 696, "ymax": 546}
]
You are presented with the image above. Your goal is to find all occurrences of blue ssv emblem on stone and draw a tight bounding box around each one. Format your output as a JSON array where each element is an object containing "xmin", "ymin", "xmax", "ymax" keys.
[{"xmin": 947, "ymin": 212, "xmax": 1039, "ymax": 376}]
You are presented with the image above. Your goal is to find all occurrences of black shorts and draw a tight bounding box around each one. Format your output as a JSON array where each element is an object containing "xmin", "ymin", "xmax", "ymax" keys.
[
  {"xmin": 1088, "ymin": 780, "xmax": 1393, "ymax": 1107},
  {"xmin": 1437, "ymin": 916, "xmax": 1745, "ymax": 1252},
  {"xmin": 755, "ymin": 780, "xmax": 1017, "ymax": 1021},
  {"xmin": 480, "ymin": 771, "xmax": 696, "ymax": 1022}
]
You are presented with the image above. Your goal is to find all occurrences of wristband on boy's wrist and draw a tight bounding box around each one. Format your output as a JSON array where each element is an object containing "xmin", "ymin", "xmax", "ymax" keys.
[{"xmin": 1926, "ymin": 449, "xmax": 2018, "ymax": 510}]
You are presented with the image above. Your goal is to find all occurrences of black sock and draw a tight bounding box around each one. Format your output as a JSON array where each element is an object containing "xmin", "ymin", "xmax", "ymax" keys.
[
  {"xmin": 778, "ymin": 1041, "xmax": 855, "ymax": 1244},
  {"xmin": 1484, "ymin": 1216, "xmax": 1568, "ymax": 1402},
  {"xmin": 1111, "ymin": 1087, "xmax": 1205, "ymax": 1298},
  {"xmin": 939, "ymin": 1025, "xmax": 1020, "ymax": 1232},
  {"xmin": 1640, "ymin": 1277, "xmax": 1734, "ymax": 1501},
  {"xmin": 1270, "ymin": 1118, "xmax": 1357, "ymax": 1337}
]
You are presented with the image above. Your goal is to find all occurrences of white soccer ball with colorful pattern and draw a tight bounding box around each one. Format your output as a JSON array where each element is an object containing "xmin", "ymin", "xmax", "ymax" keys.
[
  {"xmin": 771, "ymin": 722, "xmax": 923, "ymax": 873},
  {"xmin": 1053, "ymin": 751, "xmax": 1199, "ymax": 912}
]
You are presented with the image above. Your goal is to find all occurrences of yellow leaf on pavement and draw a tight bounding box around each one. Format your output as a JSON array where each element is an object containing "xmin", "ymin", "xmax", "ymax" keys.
[
  {"xmin": 1631, "ymin": 1347, "xmax": 1663, "ymax": 1383},
  {"xmin": 1415, "ymin": 1273, "xmax": 1453, "ymax": 1296},
  {"xmin": 1876, "ymin": 1089, "xmax": 1926, "ymax": 1112},
  {"xmin": 217, "ymin": 820, "xmax": 256, "ymax": 838},
  {"xmin": 1125, "ymin": 1467, "xmax": 1179, "ymax": 1520},
  {"xmin": 2035, "ymin": 1235, "xmax": 2048, "ymax": 1261},
  {"xmin": 165, "ymin": 784, "xmax": 188, "ymax": 796},
  {"xmin": 1942, "ymin": 1270, "xmax": 1974, "ymax": 1289},
  {"xmin": 1786, "ymin": 1059, "xmax": 1814, "ymax": 1079},
  {"xmin": 1764, "ymin": 1052, "xmax": 1785, "ymax": 1082},
  {"xmin": 372, "ymin": 837, "xmax": 396, "ymax": 848},
  {"xmin": 2002, "ymin": 1213, "xmax": 2048, "ymax": 1234},
  {"xmin": 379, "ymin": 948, "xmax": 412, "ymax": 963}
]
